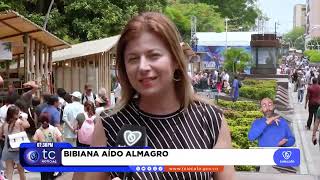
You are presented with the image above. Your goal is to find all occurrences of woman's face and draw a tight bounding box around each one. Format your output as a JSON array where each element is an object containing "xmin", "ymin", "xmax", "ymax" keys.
[
  {"xmin": 13, "ymin": 112, "xmax": 19, "ymax": 120},
  {"xmin": 124, "ymin": 31, "xmax": 177, "ymax": 98}
]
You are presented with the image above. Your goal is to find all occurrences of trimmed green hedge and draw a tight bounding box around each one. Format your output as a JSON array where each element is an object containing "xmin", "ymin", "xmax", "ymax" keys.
[
  {"xmin": 304, "ymin": 50, "xmax": 320, "ymax": 63},
  {"xmin": 239, "ymin": 79, "xmax": 277, "ymax": 100},
  {"xmin": 217, "ymin": 100, "xmax": 259, "ymax": 111},
  {"xmin": 217, "ymin": 99, "xmax": 262, "ymax": 172}
]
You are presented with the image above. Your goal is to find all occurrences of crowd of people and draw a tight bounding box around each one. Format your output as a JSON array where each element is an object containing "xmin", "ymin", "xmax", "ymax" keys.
[
  {"xmin": 191, "ymin": 70, "xmax": 241, "ymax": 102},
  {"xmin": 281, "ymin": 53, "xmax": 320, "ymax": 148},
  {"xmin": 0, "ymin": 81, "xmax": 111, "ymax": 180}
]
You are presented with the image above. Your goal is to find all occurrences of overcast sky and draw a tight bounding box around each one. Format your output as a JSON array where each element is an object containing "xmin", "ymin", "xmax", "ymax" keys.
[{"xmin": 257, "ymin": 0, "xmax": 306, "ymax": 34}]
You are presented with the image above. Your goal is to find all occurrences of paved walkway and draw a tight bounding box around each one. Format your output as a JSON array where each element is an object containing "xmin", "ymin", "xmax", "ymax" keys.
[{"xmin": 287, "ymin": 82, "xmax": 320, "ymax": 176}]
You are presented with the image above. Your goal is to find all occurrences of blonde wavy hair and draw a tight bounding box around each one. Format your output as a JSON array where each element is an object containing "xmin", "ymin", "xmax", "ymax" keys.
[{"xmin": 113, "ymin": 12, "xmax": 202, "ymax": 113}]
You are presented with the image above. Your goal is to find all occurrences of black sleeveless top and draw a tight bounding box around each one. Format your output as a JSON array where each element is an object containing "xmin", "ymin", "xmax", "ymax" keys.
[{"xmin": 101, "ymin": 100, "xmax": 223, "ymax": 180}]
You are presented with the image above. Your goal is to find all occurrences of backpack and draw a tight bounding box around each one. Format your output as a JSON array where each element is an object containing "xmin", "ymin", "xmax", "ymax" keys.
[
  {"xmin": 78, "ymin": 113, "xmax": 95, "ymax": 145},
  {"xmin": 26, "ymin": 107, "xmax": 37, "ymax": 135},
  {"xmin": 81, "ymin": 93, "xmax": 97, "ymax": 104}
]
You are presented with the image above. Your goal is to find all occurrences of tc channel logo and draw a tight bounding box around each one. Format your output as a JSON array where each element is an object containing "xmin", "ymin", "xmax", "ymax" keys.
[
  {"xmin": 273, "ymin": 148, "xmax": 300, "ymax": 167},
  {"xmin": 23, "ymin": 148, "xmax": 61, "ymax": 166}
]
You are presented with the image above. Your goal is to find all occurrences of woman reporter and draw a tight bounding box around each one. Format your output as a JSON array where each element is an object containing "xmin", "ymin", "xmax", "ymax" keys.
[{"xmin": 81, "ymin": 12, "xmax": 235, "ymax": 180}]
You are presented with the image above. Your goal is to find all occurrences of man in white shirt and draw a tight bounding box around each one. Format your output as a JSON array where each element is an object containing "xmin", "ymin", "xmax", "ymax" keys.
[
  {"xmin": 81, "ymin": 84, "xmax": 96, "ymax": 104},
  {"xmin": 63, "ymin": 91, "xmax": 84, "ymax": 146},
  {"xmin": 222, "ymin": 72, "xmax": 230, "ymax": 82}
]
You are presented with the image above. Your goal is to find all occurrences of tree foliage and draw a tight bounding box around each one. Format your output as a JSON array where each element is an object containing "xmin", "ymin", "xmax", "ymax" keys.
[
  {"xmin": 0, "ymin": 0, "xmax": 166, "ymax": 43},
  {"xmin": 164, "ymin": 3, "xmax": 224, "ymax": 41},
  {"xmin": 307, "ymin": 37, "xmax": 320, "ymax": 50},
  {"xmin": 176, "ymin": 0, "xmax": 260, "ymax": 31},
  {"xmin": 223, "ymin": 48, "xmax": 252, "ymax": 74},
  {"xmin": 304, "ymin": 50, "xmax": 320, "ymax": 63},
  {"xmin": 1, "ymin": 0, "xmax": 260, "ymax": 44},
  {"xmin": 283, "ymin": 27, "xmax": 305, "ymax": 50}
]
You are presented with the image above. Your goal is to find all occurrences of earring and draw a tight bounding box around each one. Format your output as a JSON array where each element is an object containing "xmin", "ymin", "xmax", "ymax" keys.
[{"xmin": 173, "ymin": 70, "xmax": 182, "ymax": 81}]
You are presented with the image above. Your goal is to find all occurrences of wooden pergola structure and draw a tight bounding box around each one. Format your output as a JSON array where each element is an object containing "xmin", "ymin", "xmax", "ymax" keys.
[
  {"xmin": 0, "ymin": 10, "xmax": 70, "ymax": 93},
  {"xmin": 52, "ymin": 35, "xmax": 119, "ymax": 96}
]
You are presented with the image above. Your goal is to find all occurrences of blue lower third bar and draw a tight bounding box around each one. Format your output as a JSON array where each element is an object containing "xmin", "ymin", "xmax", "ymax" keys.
[
  {"xmin": 273, "ymin": 148, "xmax": 300, "ymax": 167},
  {"xmin": 24, "ymin": 166, "xmax": 165, "ymax": 172}
]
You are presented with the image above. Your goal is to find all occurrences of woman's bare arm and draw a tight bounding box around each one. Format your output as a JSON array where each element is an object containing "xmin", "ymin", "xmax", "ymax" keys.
[{"xmin": 213, "ymin": 117, "xmax": 236, "ymax": 180}]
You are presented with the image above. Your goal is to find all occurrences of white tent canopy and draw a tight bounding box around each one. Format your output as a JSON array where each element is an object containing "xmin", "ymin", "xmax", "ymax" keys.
[{"xmin": 196, "ymin": 32, "xmax": 258, "ymax": 47}]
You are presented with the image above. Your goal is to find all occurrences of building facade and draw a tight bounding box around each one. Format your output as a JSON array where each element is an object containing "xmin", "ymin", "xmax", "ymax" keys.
[
  {"xmin": 52, "ymin": 35, "xmax": 119, "ymax": 98},
  {"xmin": 305, "ymin": 0, "xmax": 320, "ymax": 46},
  {"xmin": 293, "ymin": 4, "xmax": 306, "ymax": 28}
]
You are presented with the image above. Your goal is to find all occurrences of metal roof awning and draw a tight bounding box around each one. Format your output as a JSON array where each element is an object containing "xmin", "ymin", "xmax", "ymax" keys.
[
  {"xmin": 53, "ymin": 35, "xmax": 120, "ymax": 62},
  {"xmin": 0, "ymin": 10, "xmax": 70, "ymax": 57}
]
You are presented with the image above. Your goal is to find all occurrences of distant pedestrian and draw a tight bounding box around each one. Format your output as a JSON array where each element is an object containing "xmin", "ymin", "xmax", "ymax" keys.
[
  {"xmin": 7, "ymin": 83, "xmax": 18, "ymax": 97},
  {"xmin": 297, "ymin": 72, "xmax": 306, "ymax": 104},
  {"xmin": 81, "ymin": 84, "xmax": 96, "ymax": 104},
  {"xmin": 231, "ymin": 76, "xmax": 240, "ymax": 102},
  {"xmin": 41, "ymin": 95, "xmax": 61, "ymax": 129}
]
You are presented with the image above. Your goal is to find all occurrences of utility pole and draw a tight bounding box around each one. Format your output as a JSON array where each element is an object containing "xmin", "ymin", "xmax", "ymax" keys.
[
  {"xmin": 274, "ymin": 22, "xmax": 280, "ymax": 37},
  {"xmin": 191, "ymin": 16, "xmax": 198, "ymax": 51},
  {"xmin": 43, "ymin": 0, "xmax": 55, "ymax": 30},
  {"xmin": 225, "ymin": 18, "xmax": 229, "ymax": 50}
]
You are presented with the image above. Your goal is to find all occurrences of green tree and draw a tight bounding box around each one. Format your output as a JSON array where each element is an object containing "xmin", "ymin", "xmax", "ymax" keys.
[
  {"xmin": 175, "ymin": 0, "xmax": 260, "ymax": 31},
  {"xmin": 164, "ymin": 3, "xmax": 224, "ymax": 41},
  {"xmin": 223, "ymin": 48, "xmax": 252, "ymax": 74},
  {"xmin": 307, "ymin": 37, "xmax": 320, "ymax": 50},
  {"xmin": 283, "ymin": 27, "xmax": 305, "ymax": 50},
  {"xmin": 0, "ymin": 0, "xmax": 167, "ymax": 43}
]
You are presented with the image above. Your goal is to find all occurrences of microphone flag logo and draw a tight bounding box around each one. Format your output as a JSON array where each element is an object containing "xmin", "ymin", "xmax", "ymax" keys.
[{"xmin": 123, "ymin": 130, "xmax": 142, "ymax": 146}]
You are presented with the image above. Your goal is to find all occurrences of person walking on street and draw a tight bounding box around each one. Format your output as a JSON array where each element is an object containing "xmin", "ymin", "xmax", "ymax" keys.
[
  {"xmin": 305, "ymin": 78, "xmax": 320, "ymax": 130},
  {"xmin": 297, "ymin": 72, "xmax": 306, "ymax": 104},
  {"xmin": 231, "ymin": 76, "xmax": 240, "ymax": 102}
]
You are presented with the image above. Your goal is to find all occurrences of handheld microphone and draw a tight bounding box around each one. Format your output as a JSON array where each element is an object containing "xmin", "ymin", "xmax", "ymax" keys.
[{"xmin": 116, "ymin": 124, "xmax": 148, "ymax": 180}]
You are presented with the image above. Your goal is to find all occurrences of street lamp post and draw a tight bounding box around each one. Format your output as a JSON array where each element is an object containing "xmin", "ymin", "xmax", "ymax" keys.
[
  {"xmin": 274, "ymin": 21, "xmax": 280, "ymax": 36},
  {"xmin": 225, "ymin": 18, "xmax": 230, "ymax": 50}
]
